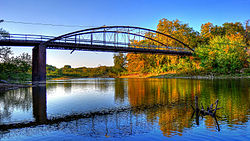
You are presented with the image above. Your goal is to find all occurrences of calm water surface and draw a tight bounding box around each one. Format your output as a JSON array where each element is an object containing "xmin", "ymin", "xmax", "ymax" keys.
[{"xmin": 0, "ymin": 78, "xmax": 249, "ymax": 140}]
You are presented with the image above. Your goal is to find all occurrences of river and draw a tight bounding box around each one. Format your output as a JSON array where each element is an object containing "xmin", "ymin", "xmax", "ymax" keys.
[{"xmin": 0, "ymin": 78, "xmax": 249, "ymax": 140}]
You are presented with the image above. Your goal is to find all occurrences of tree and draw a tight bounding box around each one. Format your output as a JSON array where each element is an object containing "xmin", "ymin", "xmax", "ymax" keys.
[
  {"xmin": 157, "ymin": 18, "xmax": 200, "ymax": 48},
  {"xmin": 223, "ymin": 22, "xmax": 244, "ymax": 36},
  {"xmin": 0, "ymin": 52, "xmax": 32, "ymax": 81},
  {"xmin": 0, "ymin": 21, "xmax": 11, "ymax": 62},
  {"xmin": 0, "ymin": 22, "xmax": 33, "ymax": 81},
  {"xmin": 244, "ymin": 20, "xmax": 250, "ymax": 45},
  {"xmin": 126, "ymin": 18, "xmax": 201, "ymax": 74},
  {"xmin": 200, "ymin": 22, "xmax": 245, "ymax": 44},
  {"xmin": 63, "ymin": 65, "xmax": 71, "ymax": 69},
  {"xmin": 196, "ymin": 36, "xmax": 247, "ymax": 74},
  {"xmin": 0, "ymin": 47, "xmax": 12, "ymax": 62},
  {"xmin": 0, "ymin": 20, "xmax": 9, "ymax": 39},
  {"xmin": 113, "ymin": 53, "xmax": 127, "ymax": 74}
]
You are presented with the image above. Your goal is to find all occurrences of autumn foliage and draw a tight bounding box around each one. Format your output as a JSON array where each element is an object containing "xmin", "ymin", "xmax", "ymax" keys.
[{"xmin": 124, "ymin": 19, "xmax": 249, "ymax": 75}]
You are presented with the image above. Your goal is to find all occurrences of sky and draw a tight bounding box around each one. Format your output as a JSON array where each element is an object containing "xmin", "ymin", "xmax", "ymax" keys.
[{"xmin": 0, "ymin": 0, "xmax": 249, "ymax": 68}]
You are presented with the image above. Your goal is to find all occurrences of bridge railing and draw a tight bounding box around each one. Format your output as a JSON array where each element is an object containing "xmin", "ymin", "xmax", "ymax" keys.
[{"xmin": 0, "ymin": 34, "xmax": 55, "ymax": 42}]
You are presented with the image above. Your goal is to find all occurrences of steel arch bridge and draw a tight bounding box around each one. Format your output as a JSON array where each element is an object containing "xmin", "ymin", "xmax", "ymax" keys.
[
  {"xmin": 0, "ymin": 25, "xmax": 194, "ymax": 83},
  {"xmin": 43, "ymin": 25, "xmax": 194, "ymax": 53}
]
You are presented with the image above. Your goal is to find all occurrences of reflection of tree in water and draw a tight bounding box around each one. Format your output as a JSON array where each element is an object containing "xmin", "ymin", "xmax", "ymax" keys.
[
  {"xmin": 158, "ymin": 107, "xmax": 193, "ymax": 137},
  {"xmin": 114, "ymin": 78, "xmax": 128, "ymax": 103},
  {"xmin": 127, "ymin": 79, "xmax": 199, "ymax": 137},
  {"xmin": 63, "ymin": 82, "xmax": 72, "ymax": 94},
  {"xmin": 0, "ymin": 88, "xmax": 32, "ymax": 122},
  {"xmin": 199, "ymin": 79, "xmax": 249, "ymax": 128},
  {"xmin": 46, "ymin": 79, "xmax": 114, "ymax": 94},
  {"xmin": 127, "ymin": 79, "xmax": 202, "ymax": 107},
  {"xmin": 125, "ymin": 78, "xmax": 249, "ymax": 136},
  {"xmin": 94, "ymin": 79, "xmax": 113, "ymax": 92}
]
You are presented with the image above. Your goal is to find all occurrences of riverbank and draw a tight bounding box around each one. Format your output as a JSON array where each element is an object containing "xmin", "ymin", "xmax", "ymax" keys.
[
  {"xmin": 120, "ymin": 72, "xmax": 250, "ymax": 79},
  {"xmin": 150, "ymin": 73, "xmax": 250, "ymax": 79}
]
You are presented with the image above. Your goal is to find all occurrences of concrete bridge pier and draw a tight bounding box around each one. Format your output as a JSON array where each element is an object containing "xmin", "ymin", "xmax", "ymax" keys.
[{"xmin": 32, "ymin": 44, "xmax": 46, "ymax": 84}]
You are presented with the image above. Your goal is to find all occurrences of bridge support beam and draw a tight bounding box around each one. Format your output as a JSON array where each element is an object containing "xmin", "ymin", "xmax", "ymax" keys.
[{"xmin": 32, "ymin": 44, "xmax": 46, "ymax": 84}]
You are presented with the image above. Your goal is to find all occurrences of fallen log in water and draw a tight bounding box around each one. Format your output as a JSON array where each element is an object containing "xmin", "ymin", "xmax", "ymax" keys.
[
  {"xmin": 191, "ymin": 96, "xmax": 222, "ymax": 117},
  {"xmin": 191, "ymin": 96, "xmax": 222, "ymax": 131}
]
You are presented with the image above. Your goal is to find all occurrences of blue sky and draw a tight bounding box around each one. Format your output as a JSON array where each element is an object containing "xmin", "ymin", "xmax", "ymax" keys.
[{"xmin": 0, "ymin": 0, "xmax": 249, "ymax": 68}]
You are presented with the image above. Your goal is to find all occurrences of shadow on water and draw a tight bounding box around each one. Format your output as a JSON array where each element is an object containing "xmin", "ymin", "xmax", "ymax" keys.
[{"xmin": 0, "ymin": 78, "xmax": 249, "ymax": 138}]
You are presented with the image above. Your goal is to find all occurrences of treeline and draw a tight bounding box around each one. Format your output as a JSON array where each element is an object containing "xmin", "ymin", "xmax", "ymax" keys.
[
  {"xmin": 122, "ymin": 19, "xmax": 250, "ymax": 75},
  {"xmin": 46, "ymin": 53, "xmax": 127, "ymax": 79},
  {"xmin": 46, "ymin": 64, "xmax": 118, "ymax": 79}
]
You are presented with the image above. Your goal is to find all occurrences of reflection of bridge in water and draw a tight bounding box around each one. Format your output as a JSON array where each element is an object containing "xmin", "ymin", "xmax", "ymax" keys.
[
  {"xmin": 0, "ymin": 26, "xmax": 194, "ymax": 83},
  {"xmin": 1, "ymin": 86, "xmax": 181, "ymax": 137}
]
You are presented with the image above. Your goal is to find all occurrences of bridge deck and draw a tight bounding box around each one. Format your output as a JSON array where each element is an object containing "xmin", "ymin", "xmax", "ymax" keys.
[{"xmin": 0, "ymin": 39, "xmax": 192, "ymax": 55}]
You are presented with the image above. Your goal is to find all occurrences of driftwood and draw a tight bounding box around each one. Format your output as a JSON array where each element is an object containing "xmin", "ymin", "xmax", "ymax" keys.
[
  {"xmin": 191, "ymin": 96, "xmax": 222, "ymax": 131},
  {"xmin": 192, "ymin": 96, "xmax": 221, "ymax": 117}
]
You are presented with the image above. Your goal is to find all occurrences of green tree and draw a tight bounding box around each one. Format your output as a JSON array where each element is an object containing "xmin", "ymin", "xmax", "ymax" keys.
[
  {"xmin": 113, "ymin": 53, "xmax": 127, "ymax": 74},
  {"xmin": 0, "ymin": 53, "xmax": 32, "ymax": 81},
  {"xmin": 0, "ymin": 20, "xmax": 11, "ymax": 62},
  {"xmin": 63, "ymin": 65, "xmax": 71, "ymax": 69},
  {"xmin": 0, "ymin": 25, "xmax": 32, "ymax": 81},
  {"xmin": 200, "ymin": 22, "xmax": 245, "ymax": 44},
  {"xmin": 196, "ymin": 36, "xmax": 247, "ymax": 74},
  {"xmin": 0, "ymin": 47, "xmax": 12, "ymax": 62}
]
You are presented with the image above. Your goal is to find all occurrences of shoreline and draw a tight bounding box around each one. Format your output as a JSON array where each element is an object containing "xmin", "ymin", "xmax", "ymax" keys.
[
  {"xmin": 0, "ymin": 83, "xmax": 31, "ymax": 92},
  {"xmin": 150, "ymin": 75, "xmax": 250, "ymax": 79},
  {"xmin": 120, "ymin": 72, "xmax": 250, "ymax": 79}
]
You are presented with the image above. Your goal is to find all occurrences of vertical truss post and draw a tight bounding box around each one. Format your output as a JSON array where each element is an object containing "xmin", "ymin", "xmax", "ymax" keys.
[
  {"xmin": 91, "ymin": 33, "xmax": 93, "ymax": 46},
  {"xmin": 103, "ymin": 29, "xmax": 106, "ymax": 45},
  {"xmin": 114, "ymin": 32, "xmax": 116, "ymax": 47},
  {"xmin": 128, "ymin": 29, "xmax": 130, "ymax": 47},
  {"xmin": 116, "ymin": 29, "xmax": 118, "ymax": 47},
  {"xmin": 157, "ymin": 33, "xmax": 159, "ymax": 50},
  {"xmin": 139, "ymin": 29, "xmax": 140, "ymax": 42}
]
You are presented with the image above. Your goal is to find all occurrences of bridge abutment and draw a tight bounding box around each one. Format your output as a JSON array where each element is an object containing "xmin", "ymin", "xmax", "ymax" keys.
[{"xmin": 32, "ymin": 44, "xmax": 46, "ymax": 84}]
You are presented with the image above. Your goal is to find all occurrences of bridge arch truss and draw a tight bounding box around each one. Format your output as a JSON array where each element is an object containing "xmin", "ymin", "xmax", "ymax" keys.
[{"xmin": 44, "ymin": 26, "xmax": 194, "ymax": 53}]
